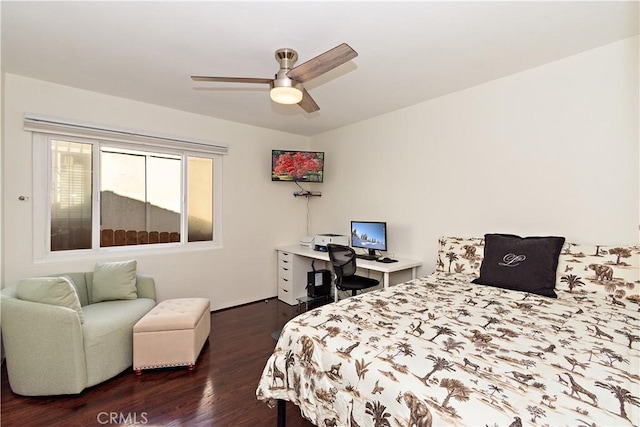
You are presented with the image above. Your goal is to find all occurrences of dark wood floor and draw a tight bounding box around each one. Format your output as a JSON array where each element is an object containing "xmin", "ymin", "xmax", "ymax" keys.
[{"xmin": 1, "ymin": 298, "xmax": 316, "ymax": 427}]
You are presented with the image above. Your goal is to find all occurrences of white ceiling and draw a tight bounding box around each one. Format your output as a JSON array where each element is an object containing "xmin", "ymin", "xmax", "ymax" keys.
[{"xmin": 2, "ymin": 1, "xmax": 638, "ymax": 136}]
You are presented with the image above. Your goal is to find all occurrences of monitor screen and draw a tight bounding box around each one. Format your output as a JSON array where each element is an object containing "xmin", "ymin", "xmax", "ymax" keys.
[
  {"xmin": 351, "ymin": 221, "xmax": 387, "ymax": 256},
  {"xmin": 271, "ymin": 150, "xmax": 324, "ymax": 182}
]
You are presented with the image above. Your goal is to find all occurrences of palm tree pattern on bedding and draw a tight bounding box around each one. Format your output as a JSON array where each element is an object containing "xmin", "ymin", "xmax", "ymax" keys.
[{"xmin": 257, "ymin": 247, "xmax": 639, "ymax": 426}]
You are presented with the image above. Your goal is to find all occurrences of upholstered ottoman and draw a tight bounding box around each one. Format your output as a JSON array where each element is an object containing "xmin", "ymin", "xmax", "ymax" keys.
[{"xmin": 133, "ymin": 298, "xmax": 210, "ymax": 374}]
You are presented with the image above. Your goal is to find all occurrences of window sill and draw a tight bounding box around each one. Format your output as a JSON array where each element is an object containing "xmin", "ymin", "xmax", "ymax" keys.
[{"xmin": 33, "ymin": 241, "xmax": 222, "ymax": 264}]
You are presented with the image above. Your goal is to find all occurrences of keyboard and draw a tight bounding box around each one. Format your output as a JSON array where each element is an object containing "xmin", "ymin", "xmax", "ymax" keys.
[
  {"xmin": 355, "ymin": 254, "xmax": 378, "ymax": 261},
  {"xmin": 377, "ymin": 258, "xmax": 398, "ymax": 263}
]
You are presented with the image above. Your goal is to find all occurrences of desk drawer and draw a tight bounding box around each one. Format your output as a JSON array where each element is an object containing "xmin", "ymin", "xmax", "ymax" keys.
[
  {"xmin": 278, "ymin": 251, "xmax": 293, "ymax": 262},
  {"xmin": 278, "ymin": 258, "xmax": 293, "ymax": 270},
  {"xmin": 279, "ymin": 265, "xmax": 293, "ymax": 280},
  {"xmin": 278, "ymin": 276, "xmax": 293, "ymax": 292},
  {"xmin": 278, "ymin": 276, "xmax": 295, "ymax": 305}
]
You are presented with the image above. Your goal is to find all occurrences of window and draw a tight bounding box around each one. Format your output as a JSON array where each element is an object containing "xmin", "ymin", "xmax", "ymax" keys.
[
  {"xmin": 51, "ymin": 139, "xmax": 93, "ymax": 251},
  {"xmin": 99, "ymin": 147, "xmax": 183, "ymax": 248},
  {"xmin": 29, "ymin": 117, "xmax": 225, "ymax": 258},
  {"xmin": 187, "ymin": 156, "xmax": 214, "ymax": 242}
]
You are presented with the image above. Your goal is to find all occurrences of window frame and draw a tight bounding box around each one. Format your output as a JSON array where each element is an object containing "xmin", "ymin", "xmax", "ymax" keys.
[{"xmin": 33, "ymin": 132, "xmax": 223, "ymax": 261}]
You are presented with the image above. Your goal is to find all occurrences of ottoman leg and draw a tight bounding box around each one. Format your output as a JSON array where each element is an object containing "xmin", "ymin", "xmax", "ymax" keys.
[
  {"xmin": 135, "ymin": 369, "xmax": 142, "ymax": 376},
  {"xmin": 188, "ymin": 364, "xmax": 195, "ymax": 371}
]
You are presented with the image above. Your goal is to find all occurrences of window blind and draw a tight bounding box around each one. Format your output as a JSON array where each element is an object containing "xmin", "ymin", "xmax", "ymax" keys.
[{"xmin": 24, "ymin": 113, "xmax": 229, "ymax": 155}]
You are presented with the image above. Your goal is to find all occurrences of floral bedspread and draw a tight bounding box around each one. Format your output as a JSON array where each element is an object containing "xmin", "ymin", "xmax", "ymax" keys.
[{"xmin": 257, "ymin": 273, "xmax": 640, "ymax": 427}]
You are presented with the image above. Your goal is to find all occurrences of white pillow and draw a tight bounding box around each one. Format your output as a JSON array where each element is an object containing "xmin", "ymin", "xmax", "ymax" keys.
[
  {"xmin": 435, "ymin": 236, "xmax": 485, "ymax": 277},
  {"xmin": 16, "ymin": 276, "xmax": 84, "ymax": 323},
  {"xmin": 556, "ymin": 244, "xmax": 640, "ymax": 299},
  {"xmin": 91, "ymin": 260, "xmax": 138, "ymax": 303}
]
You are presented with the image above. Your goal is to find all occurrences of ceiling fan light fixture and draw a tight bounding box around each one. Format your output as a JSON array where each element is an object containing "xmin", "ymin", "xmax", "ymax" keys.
[
  {"xmin": 192, "ymin": 43, "xmax": 357, "ymax": 113},
  {"xmin": 270, "ymin": 84, "xmax": 303, "ymax": 105}
]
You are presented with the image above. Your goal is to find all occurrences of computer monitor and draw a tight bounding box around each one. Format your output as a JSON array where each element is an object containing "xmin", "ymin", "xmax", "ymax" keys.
[{"xmin": 350, "ymin": 221, "xmax": 387, "ymax": 259}]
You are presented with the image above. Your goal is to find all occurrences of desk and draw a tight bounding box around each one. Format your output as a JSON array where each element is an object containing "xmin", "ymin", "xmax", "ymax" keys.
[{"xmin": 276, "ymin": 245, "xmax": 422, "ymax": 304}]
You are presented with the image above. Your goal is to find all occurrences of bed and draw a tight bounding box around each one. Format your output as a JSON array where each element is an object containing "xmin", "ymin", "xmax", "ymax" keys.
[{"xmin": 257, "ymin": 235, "xmax": 640, "ymax": 427}]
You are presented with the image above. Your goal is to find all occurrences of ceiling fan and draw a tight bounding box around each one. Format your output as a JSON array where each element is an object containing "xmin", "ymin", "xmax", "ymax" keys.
[{"xmin": 191, "ymin": 43, "xmax": 358, "ymax": 113}]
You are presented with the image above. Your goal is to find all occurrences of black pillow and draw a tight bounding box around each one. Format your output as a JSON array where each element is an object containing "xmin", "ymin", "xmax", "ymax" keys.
[{"xmin": 472, "ymin": 233, "xmax": 565, "ymax": 298}]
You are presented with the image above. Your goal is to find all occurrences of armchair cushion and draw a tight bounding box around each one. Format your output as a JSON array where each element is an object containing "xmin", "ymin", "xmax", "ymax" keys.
[
  {"xmin": 16, "ymin": 276, "xmax": 84, "ymax": 323},
  {"xmin": 91, "ymin": 260, "xmax": 138, "ymax": 303}
]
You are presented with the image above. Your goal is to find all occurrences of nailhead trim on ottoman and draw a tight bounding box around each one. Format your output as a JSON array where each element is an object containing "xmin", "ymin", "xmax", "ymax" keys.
[{"xmin": 133, "ymin": 298, "xmax": 210, "ymax": 374}]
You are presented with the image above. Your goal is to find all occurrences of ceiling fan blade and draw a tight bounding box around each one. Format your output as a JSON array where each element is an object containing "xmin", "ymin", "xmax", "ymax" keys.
[
  {"xmin": 298, "ymin": 88, "xmax": 320, "ymax": 113},
  {"xmin": 287, "ymin": 43, "xmax": 358, "ymax": 83},
  {"xmin": 191, "ymin": 76, "xmax": 273, "ymax": 84}
]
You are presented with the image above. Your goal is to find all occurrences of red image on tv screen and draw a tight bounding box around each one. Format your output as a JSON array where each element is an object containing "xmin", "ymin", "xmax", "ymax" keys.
[{"xmin": 272, "ymin": 150, "xmax": 324, "ymax": 182}]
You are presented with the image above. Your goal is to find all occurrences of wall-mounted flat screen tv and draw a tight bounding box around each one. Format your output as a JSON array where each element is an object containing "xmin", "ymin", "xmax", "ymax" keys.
[{"xmin": 271, "ymin": 150, "xmax": 324, "ymax": 182}]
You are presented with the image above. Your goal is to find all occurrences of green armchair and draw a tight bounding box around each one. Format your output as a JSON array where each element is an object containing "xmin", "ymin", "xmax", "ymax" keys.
[{"xmin": 1, "ymin": 271, "xmax": 156, "ymax": 396}]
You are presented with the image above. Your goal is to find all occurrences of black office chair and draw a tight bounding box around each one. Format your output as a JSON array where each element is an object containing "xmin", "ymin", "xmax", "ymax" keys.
[{"xmin": 327, "ymin": 244, "xmax": 379, "ymax": 298}]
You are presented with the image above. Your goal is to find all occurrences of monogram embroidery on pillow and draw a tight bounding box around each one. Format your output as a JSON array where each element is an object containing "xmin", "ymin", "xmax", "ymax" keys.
[{"xmin": 498, "ymin": 253, "xmax": 526, "ymax": 267}]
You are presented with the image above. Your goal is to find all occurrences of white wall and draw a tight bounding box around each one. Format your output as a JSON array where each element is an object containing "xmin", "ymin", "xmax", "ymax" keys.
[
  {"xmin": 3, "ymin": 36, "xmax": 638, "ymax": 307},
  {"xmin": 2, "ymin": 74, "xmax": 311, "ymax": 310},
  {"xmin": 311, "ymin": 36, "xmax": 640, "ymax": 275}
]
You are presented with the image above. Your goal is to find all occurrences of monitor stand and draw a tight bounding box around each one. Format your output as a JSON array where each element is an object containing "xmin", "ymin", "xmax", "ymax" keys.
[{"xmin": 355, "ymin": 249, "xmax": 378, "ymax": 261}]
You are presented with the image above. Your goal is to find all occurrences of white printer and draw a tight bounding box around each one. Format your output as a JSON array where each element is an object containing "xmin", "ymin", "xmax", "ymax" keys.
[
  {"xmin": 314, "ymin": 233, "xmax": 349, "ymax": 251},
  {"xmin": 299, "ymin": 236, "xmax": 315, "ymax": 249}
]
